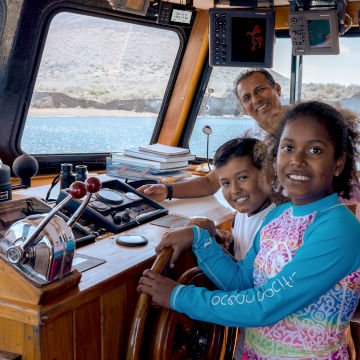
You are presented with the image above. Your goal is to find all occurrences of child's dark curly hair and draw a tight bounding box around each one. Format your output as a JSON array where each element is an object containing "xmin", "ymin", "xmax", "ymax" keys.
[
  {"xmin": 214, "ymin": 137, "xmax": 268, "ymax": 170},
  {"xmin": 269, "ymin": 101, "xmax": 360, "ymax": 200}
]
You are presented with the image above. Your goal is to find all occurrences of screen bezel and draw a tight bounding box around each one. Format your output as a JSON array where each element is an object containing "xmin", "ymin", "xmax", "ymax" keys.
[{"xmin": 209, "ymin": 8, "xmax": 275, "ymax": 68}]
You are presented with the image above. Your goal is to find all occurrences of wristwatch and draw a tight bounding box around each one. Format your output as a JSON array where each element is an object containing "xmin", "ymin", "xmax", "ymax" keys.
[{"xmin": 165, "ymin": 183, "xmax": 173, "ymax": 200}]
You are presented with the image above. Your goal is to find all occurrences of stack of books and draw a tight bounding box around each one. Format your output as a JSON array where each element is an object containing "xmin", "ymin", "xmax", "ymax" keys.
[{"xmin": 106, "ymin": 143, "xmax": 195, "ymax": 182}]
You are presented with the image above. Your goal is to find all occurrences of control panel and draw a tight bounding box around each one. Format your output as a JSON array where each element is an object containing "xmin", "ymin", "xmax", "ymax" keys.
[
  {"xmin": 157, "ymin": 1, "xmax": 173, "ymax": 24},
  {"xmin": 209, "ymin": 11, "xmax": 228, "ymax": 66},
  {"xmin": 57, "ymin": 179, "xmax": 168, "ymax": 234},
  {"xmin": 157, "ymin": 1, "xmax": 195, "ymax": 27},
  {"xmin": 288, "ymin": 12, "xmax": 307, "ymax": 54}
]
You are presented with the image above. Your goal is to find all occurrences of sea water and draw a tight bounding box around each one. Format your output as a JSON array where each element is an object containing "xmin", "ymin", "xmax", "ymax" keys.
[{"xmin": 22, "ymin": 116, "xmax": 257, "ymax": 157}]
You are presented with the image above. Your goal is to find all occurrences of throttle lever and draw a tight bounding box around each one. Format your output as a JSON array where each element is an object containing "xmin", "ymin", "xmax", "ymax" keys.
[
  {"xmin": 6, "ymin": 181, "xmax": 88, "ymax": 265},
  {"xmin": 67, "ymin": 177, "xmax": 101, "ymax": 228}
]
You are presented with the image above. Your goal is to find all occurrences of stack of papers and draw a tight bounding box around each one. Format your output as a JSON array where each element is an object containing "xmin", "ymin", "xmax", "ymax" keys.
[
  {"xmin": 111, "ymin": 143, "xmax": 195, "ymax": 172},
  {"xmin": 138, "ymin": 143, "xmax": 190, "ymax": 156},
  {"xmin": 106, "ymin": 144, "xmax": 195, "ymax": 183}
]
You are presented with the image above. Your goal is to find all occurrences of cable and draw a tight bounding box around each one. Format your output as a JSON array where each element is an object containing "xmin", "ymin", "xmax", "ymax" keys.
[
  {"xmin": 341, "ymin": 13, "xmax": 353, "ymax": 35},
  {"xmin": 45, "ymin": 174, "xmax": 60, "ymax": 203}
]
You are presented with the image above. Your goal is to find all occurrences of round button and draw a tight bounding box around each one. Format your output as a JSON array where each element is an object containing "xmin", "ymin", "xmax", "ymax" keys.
[
  {"xmin": 96, "ymin": 188, "xmax": 123, "ymax": 204},
  {"xmin": 215, "ymin": 18, "xmax": 226, "ymax": 28},
  {"xmin": 116, "ymin": 235, "xmax": 148, "ymax": 247},
  {"xmin": 125, "ymin": 192, "xmax": 142, "ymax": 201}
]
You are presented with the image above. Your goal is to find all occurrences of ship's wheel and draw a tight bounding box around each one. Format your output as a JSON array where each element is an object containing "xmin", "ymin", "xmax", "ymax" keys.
[{"xmin": 126, "ymin": 248, "xmax": 237, "ymax": 360}]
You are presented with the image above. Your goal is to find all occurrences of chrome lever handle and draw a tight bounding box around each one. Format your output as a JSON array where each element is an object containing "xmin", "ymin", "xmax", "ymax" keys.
[
  {"xmin": 6, "ymin": 180, "xmax": 91, "ymax": 265},
  {"xmin": 67, "ymin": 177, "xmax": 101, "ymax": 228}
]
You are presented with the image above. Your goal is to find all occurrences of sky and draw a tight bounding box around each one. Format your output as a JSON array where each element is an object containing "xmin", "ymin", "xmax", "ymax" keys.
[{"xmin": 272, "ymin": 37, "xmax": 360, "ymax": 86}]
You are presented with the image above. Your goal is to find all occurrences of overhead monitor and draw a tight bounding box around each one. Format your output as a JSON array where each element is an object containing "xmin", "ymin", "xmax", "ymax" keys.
[
  {"xmin": 209, "ymin": 8, "xmax": 275, "ymax": 67},
  {"xmin": 288, "ymin": 9, "xmax": 340, "ymax": 55}
]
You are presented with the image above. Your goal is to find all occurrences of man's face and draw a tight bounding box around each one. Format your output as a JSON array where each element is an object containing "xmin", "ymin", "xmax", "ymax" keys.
[{"xmin": 236, "ymin": 73, "xmax": 282, "ymax": 134}]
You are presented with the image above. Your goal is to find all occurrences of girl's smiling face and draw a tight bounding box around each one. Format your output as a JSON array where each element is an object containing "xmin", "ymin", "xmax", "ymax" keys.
[{"xmin": 276, "ymin": 116, "xmax": 345, "ymax": 206}]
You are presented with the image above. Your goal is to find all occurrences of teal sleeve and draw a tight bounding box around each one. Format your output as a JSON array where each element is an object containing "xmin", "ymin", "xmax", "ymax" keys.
[
  {"xmin": 170, "ymin": 212, "xmax": 360, "ymax": 328},
  {"xmin": 191, "ymin": 226, "xmax": 256, "ymax": 291}
]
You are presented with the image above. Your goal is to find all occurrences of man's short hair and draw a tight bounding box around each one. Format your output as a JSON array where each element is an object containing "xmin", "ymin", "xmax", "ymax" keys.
[{"xmin": 233, "ymin": 69, "xmax": 276, "ymax": 102}]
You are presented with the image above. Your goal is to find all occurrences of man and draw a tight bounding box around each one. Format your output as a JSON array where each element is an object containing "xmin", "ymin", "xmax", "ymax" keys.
[
  {"xmin": 235, "ymin": 69, "xmax": 283, "ymax": 136},
  {"xmin": 137, "ymin": 69, "xmax": 284, "ymax": 202}
]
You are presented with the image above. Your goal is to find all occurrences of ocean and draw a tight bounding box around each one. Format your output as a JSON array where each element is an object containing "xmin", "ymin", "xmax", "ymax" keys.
[{"xmin": 22, "ymin": 116, "xmax": 257, "ymax": 157}]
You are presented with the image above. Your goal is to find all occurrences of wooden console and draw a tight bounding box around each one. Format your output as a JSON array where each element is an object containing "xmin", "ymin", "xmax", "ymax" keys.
[{"xmin": 0, "ymin": 183, "xmax": 235, "ymax": 359}]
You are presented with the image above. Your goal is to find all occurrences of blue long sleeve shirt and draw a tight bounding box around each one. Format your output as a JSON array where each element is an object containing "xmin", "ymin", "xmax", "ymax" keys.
[{"xmin": 170, "ymin": 194, "xmax": 360, "ymax": 359}]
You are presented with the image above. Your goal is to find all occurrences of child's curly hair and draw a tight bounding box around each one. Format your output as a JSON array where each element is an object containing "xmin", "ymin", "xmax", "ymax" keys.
[
  {"xmin": 213, "ymin": 137, "xmax": 268, "ymax": 170},
  {"xmin": 268, "ymin": 101, "xmax": 360, "ymax": 200}
]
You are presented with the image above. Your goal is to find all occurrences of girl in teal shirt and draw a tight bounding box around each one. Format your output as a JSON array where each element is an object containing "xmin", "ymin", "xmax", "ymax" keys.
[{"xmin": 138, "ymin": 101, "xmax": 360, "ymax": 359}]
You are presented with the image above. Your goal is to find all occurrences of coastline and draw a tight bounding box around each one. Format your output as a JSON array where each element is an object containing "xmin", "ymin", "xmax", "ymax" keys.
[
  {"xmin": 28, "ymin": 108, "xmax": 158, "ymax": 117},
  {"xmin": 28, "ymin": 108, "xmax": 245, "ymax": 119}
]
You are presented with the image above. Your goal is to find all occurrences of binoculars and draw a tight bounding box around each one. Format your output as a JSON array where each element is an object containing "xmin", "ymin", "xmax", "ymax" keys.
[{"xmin": 60, "ymin": 163, "xmax": 88, "ymax": 189}]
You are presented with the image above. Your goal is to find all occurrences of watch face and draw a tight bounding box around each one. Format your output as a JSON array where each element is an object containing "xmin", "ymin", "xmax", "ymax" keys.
[{"xmin": 96, "ymin": 188, "xmax": 123, "ymax": 204}]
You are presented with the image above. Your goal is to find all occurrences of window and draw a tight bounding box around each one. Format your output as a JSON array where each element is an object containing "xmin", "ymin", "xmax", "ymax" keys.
[
  {"xmin": 301, "ymin": 36, "xmax": 360, "ymax": 116},
  {"xmin": 189, "ymin": 37, "xmax": 291, "ymax": 158},
  {"xmin": 21, "ymin": 12, "xmax": 180, "ymax": 154}
]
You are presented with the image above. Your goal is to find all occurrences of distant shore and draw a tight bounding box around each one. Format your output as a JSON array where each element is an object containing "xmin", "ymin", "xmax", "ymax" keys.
[
  {"xmin": 28, "ymin": 108, "xmax": 244, "ymax": 119},
  {"xmin": 28, "ymin": 108, "xmax": 158, "ymax": 117}
]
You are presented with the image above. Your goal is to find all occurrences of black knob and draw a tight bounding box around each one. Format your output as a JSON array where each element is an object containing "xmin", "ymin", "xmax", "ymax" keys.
[
  {"xmin": 113, "ymin": 212, "xmax": 123, "ymax": 224},
  {"xmin": 121, "ymin": 212, "xmax": 130, "ymax": 223},
  {"xmin": 0, "ymin": 161, "xmax": 12, "ymax": 201},
  {"xmin": 12, "ymin": 154, "xmax": 39, "ymax": 187}
]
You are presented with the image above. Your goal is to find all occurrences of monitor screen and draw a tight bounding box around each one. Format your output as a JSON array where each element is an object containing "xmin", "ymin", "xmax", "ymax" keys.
[
  {"xmin": 308, "ymin": 19, "xmax": 331, "ymax": 48},
  {"xmin": 231, "ymin": 17, "xmax": 267, "ymax": 63},
  {"xmin": 209, "ymin": 9, "xmax": 275, "ymax": 67}
]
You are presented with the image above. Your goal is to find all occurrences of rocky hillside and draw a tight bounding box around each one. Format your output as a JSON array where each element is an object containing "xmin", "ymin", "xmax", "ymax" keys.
[{"xmin": 30, "ymin": 12, "xmax": 360, "ymax": 116}]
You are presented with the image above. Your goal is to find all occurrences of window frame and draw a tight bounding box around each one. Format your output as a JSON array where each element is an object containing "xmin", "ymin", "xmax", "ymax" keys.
[{"xmin": 12, "ymin": 5, "xmax": 186, "ymax": 173}]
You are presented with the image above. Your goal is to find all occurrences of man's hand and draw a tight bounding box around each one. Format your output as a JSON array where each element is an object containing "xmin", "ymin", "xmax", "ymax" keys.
[
  {"xmin": 155, "ymin": 227, "xmax": 194, "ymax": 268},
  {"xmin": 137, "ymin": 184, "xmax": 168, "ymax": 202},
  {"xmin": 137, "ymin": 269, "xmax": 178, "ymax": 308},
  {"xmin": 186, "ymin": 217, "xmax": 216, "ymax": 238},
  {"xmin": 215, "ymin": 229, "xmax": 234, "ymax": 250}
]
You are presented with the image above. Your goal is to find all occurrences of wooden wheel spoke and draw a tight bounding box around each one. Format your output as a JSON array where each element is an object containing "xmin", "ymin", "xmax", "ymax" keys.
[
  {"xmin": 126, "ymin": 249, "xmax": 237, "ymax": 360},
  {"xmin": 186, "ymin": 321, "xmax": 211, "ymax": 359},
  {"xmin": 179, "ymin": 314, "xmax": 194, "ymax": 334}
]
